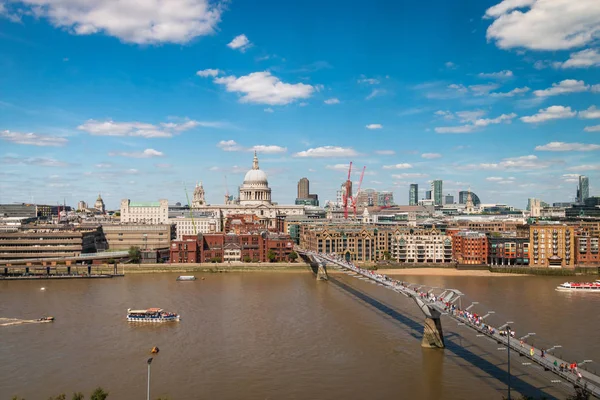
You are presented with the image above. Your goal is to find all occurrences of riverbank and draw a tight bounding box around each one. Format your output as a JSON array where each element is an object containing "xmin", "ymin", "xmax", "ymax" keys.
[
  {"xmin": 383, "ymin": 268, "xmax": 529, "ymax": 277},
  {"xmin": 121, "ymin": 263, "xmax": 311, "ymax": 274}
]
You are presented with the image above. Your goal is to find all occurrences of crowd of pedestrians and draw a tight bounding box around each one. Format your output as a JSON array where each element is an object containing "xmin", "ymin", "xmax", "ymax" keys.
[{"xmin": 311, "ymin": 251, "xmax": 591, "ymax": 388}]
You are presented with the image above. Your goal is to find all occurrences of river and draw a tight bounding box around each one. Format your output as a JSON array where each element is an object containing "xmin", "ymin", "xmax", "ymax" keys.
[{"xmin": 1, "ymin": 271, "xmax": 599, "ymax": 399}]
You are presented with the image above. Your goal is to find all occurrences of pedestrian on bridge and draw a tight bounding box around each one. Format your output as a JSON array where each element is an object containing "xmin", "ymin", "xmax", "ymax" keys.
[
  {"xmin": 530, "ymin": 347, "xmax": 535, "ymax": 357},
  {"xmin": 541, "ymin": 349, "xmax": 545, "ymax": 358}
]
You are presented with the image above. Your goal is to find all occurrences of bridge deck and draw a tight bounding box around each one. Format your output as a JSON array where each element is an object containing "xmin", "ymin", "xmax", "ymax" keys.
[{"xmin": 302, "ymin": 251, "xmax": 600, "ymax": 399}]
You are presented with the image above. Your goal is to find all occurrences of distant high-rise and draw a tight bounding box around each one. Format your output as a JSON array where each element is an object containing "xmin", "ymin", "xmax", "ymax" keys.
[
  {"xmin": 297, "ymin": 177, "xmax": 309, "ymax": 199},
  {"xmin": 409, "ymin": 184, "xmax": 418, "ymax": 206},
  {"xmin": 425, "ymin": 190, "xmax": 432, "ymax": 200},
  {"xmin": 432, "ymin": 180, "xmax": 443, "ymax": 206},
  {"xmin": 459, "ymin": 191, "xmax": 481, "ymax": 206},
  {"xmin": 578, "ymin": 175, "xmax": 589, "ymax": 204},
  {"xmin": 444, "ymin": 194, "xmax": 454, "ymax": 205}
]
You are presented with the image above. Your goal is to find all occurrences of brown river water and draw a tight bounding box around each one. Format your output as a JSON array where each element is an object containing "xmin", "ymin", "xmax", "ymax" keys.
[{"xmin": 1, "ymin": 271, "xmax": 599, "ymax": 400}]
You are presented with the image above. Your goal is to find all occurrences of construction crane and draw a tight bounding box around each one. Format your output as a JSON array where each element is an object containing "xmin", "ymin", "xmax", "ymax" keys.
[
  {"xmin": 351, "ymin": 166, "xmax": 366, "ymax": 218},
  {"xmin": 342, "ymin": 162, "xmax": 353, "ymax": 219},
  {"xmin": 184, "ymin": 184, "xmax": 198, "ymax": 235}
]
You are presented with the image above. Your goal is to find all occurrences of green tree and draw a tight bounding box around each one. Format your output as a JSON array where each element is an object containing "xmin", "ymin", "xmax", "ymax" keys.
[
  {"xmin": 267, "ymin": 250, "xmax": 277, "ymax": 263},
  {"xmin": 48, "ymin": 395, "xmax": 66, "ymax": 400},
  {"xmin": 382, "ymin": 251, "xmax": 391, "ymax": 261},
  {"xmin": 72, "ymin": 393, "xmax": 84, "ymax": 400},
  {"xmin": 288, "ymin": 251, "xmax": 298, "ymax": 262},
  {"xmin": 243, "ymin": 255, "xmax": 252, "ymax": 263},
  {"xmin": 90, "ymin": 387, "xmax": 109, "ymax": 400},
  {"xmin": 128, "ymin": 246, "xmax": 141, "ymax": 263}
]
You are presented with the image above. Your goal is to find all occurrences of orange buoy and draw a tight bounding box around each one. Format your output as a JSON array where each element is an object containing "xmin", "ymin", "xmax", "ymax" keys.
[{"xmin": 150, "ymin": 346, "xmax": 159, "ymax": 354}]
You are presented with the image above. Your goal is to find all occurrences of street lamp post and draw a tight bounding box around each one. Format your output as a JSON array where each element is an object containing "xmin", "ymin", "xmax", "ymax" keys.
[
  {"xmin": 503, "ymin": 322, "xmax": 514, "ymax": 400},
  {"xmin": 147, "ymin": 357, "xmax": 153, "ymax": 400}
]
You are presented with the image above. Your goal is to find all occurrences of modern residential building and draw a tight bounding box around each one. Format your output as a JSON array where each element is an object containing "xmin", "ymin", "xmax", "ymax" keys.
[
  {"xmin": 168, "ymin": 210, "xmax": 220, "ymax": 239},
  {"xmin": 102, "ymin": 223, "xmax": 174, "ymax": 250},
  {"xmin": 390, "ymin": 227, "xmax": 452, "ymax": 263},
  {"xmin": 0, "ymin": 226, "xmax": 105, "ymax": 262},
  {"xmin": 529, "ymin": 223, "xmax": 575, "ymax": 268},
  {"xmin": 488, "ymin": 235, "xmax": 529, "ymax": 266},
  {"xmin": 577, "ymin": 175, "xmax": 589, "ymax": 204},
  {"xmin": 451, "ymin": 231, "xmax": 488, "ymax": 265},
  {"xmin": 120, "ymin": 199, "xmax": 169, "ymax": 224},
  {"xmin": 432, "ymin": 180, "xmax": 443, "ymax": 206},
  {"xmin": 575, "ymin": 235, "xmax": 600, "ymax": 266},
  {"xmin": 409, "ymin": 184, "xmax": 418, "ymax": 206},
  {"xmin": 458, "ymin": 191, "xmax": 481, "ymax": 206}
]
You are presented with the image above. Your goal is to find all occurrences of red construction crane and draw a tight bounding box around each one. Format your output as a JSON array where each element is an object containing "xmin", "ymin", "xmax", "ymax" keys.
[
  {"xmin": 342, "ymin": 162, "xmax": 353, "ymax": 219},
  {"xmin": 351, "ymin": 166, "xmax": 366, "ymax": 218}
]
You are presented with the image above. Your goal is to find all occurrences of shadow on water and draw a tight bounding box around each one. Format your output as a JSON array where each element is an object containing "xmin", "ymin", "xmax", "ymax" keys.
[{"xmin": 329, "ymin": 276, "xmax": 559, "ymax": 400}]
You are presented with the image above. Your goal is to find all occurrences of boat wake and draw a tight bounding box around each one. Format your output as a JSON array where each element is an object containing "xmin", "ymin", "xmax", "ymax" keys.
[{"xmin": 0, "ymin": 317, "xmax": 54, "ymax": 327}]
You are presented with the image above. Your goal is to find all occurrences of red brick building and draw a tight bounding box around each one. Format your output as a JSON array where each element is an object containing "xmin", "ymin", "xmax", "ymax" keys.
[
  {"xmin": 575, "ymin": 235, "xmax": 600, "ymax": 266},
  {"xmin": 452, "ymin": 231, "xmax": 489, "ymax": 265},
  {"xmin": 169, "ymin": 233, "xmax": 294, "ymax": 263}
]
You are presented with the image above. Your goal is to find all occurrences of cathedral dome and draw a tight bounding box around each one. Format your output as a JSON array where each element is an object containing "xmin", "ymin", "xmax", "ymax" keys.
[{"xmin": 244, "ymin": 169, "xmax": 268, "ymax": 185}]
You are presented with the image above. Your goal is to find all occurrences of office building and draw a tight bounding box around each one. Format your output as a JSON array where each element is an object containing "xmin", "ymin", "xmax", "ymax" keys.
[
  {"xmin": 103, "ymin": 223, "xmax": 175, "ymax": 251},
  {"xmin": 444, "ymin": 194, "xmax": 454, "ymax": 205},
  {"xmin": 432, "ymin": 180, "xmax": 443, "ymax": 206},
  {"xmin": 577, "ymin": 175, "xmax": 589, "ymax": 204},
  {"xmin": 425, "ymin": 190, "xmax": 432, "ymax": 200},
  {"xmin": 297, "ymin": 178, "xmax": 309, "ymax": 199},
  {"xmin": 295, "ymin": 177, "xmax": 320, "ymax": 207},
  {"xmin": 451, "ymin": 231, "xmax": 488, "ymax": 265},
  {"xmin": 120, "ymin": 199, "xmax": 169, "ymax": 224},
  {"xmin": 458, "ymin": 191, "xmax": 481, "ymax": 206},
  {"xmin": 409, "ymin": 184, "xmax": 418, "ymax": 206}
]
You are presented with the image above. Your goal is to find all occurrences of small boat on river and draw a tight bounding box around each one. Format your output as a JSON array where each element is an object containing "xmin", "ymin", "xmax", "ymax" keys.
[
  {"xmin": 176, "ymin": 276, "xmax": 197, "ymax": 281},
  {"xmin": 556, "ymin": 281, "xmax": 600, "ymax": 292},
  {"xmin": 127, "ymin": 308, "xmax": 180, "ymax": 322}
]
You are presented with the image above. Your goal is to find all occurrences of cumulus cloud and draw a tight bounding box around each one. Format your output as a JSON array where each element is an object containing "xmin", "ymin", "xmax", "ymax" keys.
[
  {"xmin": 567, "ymin": 164, "xmax": 600, "ymax": 171},
  {"xmin": 78, "ymin": 118, "xmax": 217, "ymax": 138},
  {"xmin": 375, "ymin": 150, "xmax": 395, "ymax": 155},
  {"xmin": 533, "ymin": 79, "xmax": 590, "ymax": 97},
  {"xmin": 490, "ymin": 86, "xmax": 530, "ymax": 97},
  {"xmin": 556, "ymin": 49, "xmax": 600, "ymax": 69},
  {"xmin": 324, "ymin": 98, "xmax": 340, "ymax": 105},
  {"xmin": 213, "ymin": 71, "xmax": 314, "ymax": 105},
  {"xmin": 391, "ymin": 173, "xmax": 429, "ymax": 179},
  {"xmin": 478, "ymin": 70, "xmax": 513, "ymax": 79},
  {"xmin": 293, "ymin": 146, "xmax": 358, "ymax": 158},
  {"xmin": 358, "ymin": 77, "xmax": 380, "ymax": 85},
  {"xmin": 584, "ymin": 125, "xmax": 600, "ymax": 132},
  {"xmin": 473, "ymin": 113, "xmax": 517, "ymax": 126},
  {"xmin": 460, "ymin": 155, "xmax": 555, "ymax": 170},
  {"xmin": 521, "ymin": 105, "xmax": 576, "ymax": 123},
  {"xmin": 421, "ymin": 153, "xmax": 442, "ymax": 159},
  {"xmin": 435, "ymin": 125, "xmax": 477, "ymax": 134},
  {"xmin": 579, "ymin": 106, "xmax": 600, "ymax": 119},
  {"xmin": 109, "ymin": 149, "xmax": 164, "ymax": 158},
  {"xmin": 435, "ymin": 112, "xmax": 516, "ymax": 133},
  {"xmin": 217, "ymin": 140, "xmax": 286, "ymax": 154},
  {"xmin": 445, "ymin": 61, "xmax": 457, "ymax": 69},
  {"xmin": 3, "ymin": 0, "xmax": 224, "ymax": 44},
  {"xmin": 0, "ymin": 130, "xmax": 68, "ymax": 146},
  {"xmin": 196, "ymin": 69, "xmax": 222, "ymax": 77},
  {"xmin": 535, "ymin": 141, "xmax": 600, "ymax": 151},
  {"xmin": 227, "ymin": 34, "xmax": 251, "ymax": 52},
  {"xmin": 485, "ymin": 176, "xmax": 515, "ymax": 184},
  {"xmin": 485, "ymin": 0, "xmax": 600, "ymax": 50},
  {"xmin": 366, "ymin": 124, "xmax": 383, "ymax": 130},
  {"xmin": 1, "ymin": 155, "xmax": 70, "ymax": 167},
  {"xmin": 382, "ymin": 163, "xmax": 413, "ymax": 170}
]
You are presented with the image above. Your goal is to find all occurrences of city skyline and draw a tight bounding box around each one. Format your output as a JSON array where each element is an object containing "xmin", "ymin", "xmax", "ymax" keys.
[{"xmin": 1, "ymin": 0, "xmax": 599, "ymax": 209}]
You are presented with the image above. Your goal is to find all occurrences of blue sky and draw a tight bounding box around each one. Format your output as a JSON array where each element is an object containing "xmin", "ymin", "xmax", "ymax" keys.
[{"xmin": 0, "ymin": 0, "xmax": 599, "ymax": 209}]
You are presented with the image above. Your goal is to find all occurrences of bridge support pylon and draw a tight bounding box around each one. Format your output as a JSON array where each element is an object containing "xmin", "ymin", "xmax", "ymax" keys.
[
  {"xmin": 413, "ymin": 297, "xmax": 445, "ymax": 349},
  {"xmin": 316, "ymin": 262, "xmax": 328, "ymax": 281}
]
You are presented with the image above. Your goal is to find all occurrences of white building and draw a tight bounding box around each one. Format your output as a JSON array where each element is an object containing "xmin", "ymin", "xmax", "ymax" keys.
[
  {"xmin": 391, "ymin": 227, "xmax": 452, "ymax": 263},
  {"xmin": 193, "ymin": 153, "xmax": 306, "ymax": 229},
  {"xmin": 169, "ymin": 210, "xmax": 221, "ymax": 239},
  {"xmin": 120, "ymin": 199, "xmax": 169, "ymax": 224}
]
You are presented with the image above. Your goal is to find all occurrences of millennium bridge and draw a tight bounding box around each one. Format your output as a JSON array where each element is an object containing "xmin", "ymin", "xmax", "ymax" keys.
[{"xmin": 298, "ymin": 250, "xmax": 600, "ymax": 399}]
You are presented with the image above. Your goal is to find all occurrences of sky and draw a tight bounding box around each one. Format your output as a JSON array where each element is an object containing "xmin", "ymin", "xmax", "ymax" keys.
[{"xmin": 0, "ymin": 0, "xmax": 599, "ymax": 210}]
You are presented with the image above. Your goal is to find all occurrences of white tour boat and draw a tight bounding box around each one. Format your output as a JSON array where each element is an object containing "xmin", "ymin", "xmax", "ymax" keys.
[
  {"xmin": 556, "ymin": 280, "xmax": 600, "ymax": 292},
  {"xmin": 176, "ymin": 275, "xmax": 197, "ymax": 281},
  {"xmin": 127, "ymin": 308, "xmax": 180, "ymax": 322}
]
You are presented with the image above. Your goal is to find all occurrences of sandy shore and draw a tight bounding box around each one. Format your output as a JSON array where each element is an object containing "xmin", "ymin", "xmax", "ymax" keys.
[{"xmin": 381, "ymin": 268, "xmax": 529, "ymax": 277}]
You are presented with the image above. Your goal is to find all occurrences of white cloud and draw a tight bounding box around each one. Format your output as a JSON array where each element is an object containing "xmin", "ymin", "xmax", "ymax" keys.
[
  {"xmin": 0, "ymin": 130, "xmax": 68, "ymax": 146},
  {"xmin": 473, "ymin": 113, "xmax": 517, "ymax": 126},
  {"xmin": 445, "ymin": 61, "xmax": 457, "ymax": 69},
  {"xmin": 217, "ymin": 140, "xmax": 242, "ymax": 151},
  {"xmin": 213, "ymin": 71, "xmax": 314, "ymax": 105},
  {"xmin": 469, "ymin": 83, "xmax": 500, "ymax": 96},
  {"xmin": 375, "ymin": 150, "xmax": 395, "ymax": 155},
  {"xmin": 535, "ymin": 141, "xmax": 600, "ymax": 151},
  {"xmin": 584, "ymin": 125, "xmax": 600, "ymax": 132},
  {"xmin": 109, "ymin": 149, "xmax": 163, "ymax": 158},
  {"xmin": 324, "ymin": 98, "xmax": 340, "ymax": 105},
  {"xmin": 366, "ymin": 89, "xmax": 386, "ymax": 100},
  {"xmin": 579, "ymin": 106, "xmax": 600, "ymax": 119},
  {"xmin": 326, "ymin": 164, "xmax": 352, "ymax": 171},
  {"xmin": 382, "ymin": 163, "xmax": 413, "ymax": 170},
  {"xmin": 264, "ymin": 108, "xmax": 274, "ymax": 113},
  {"xmin": 358, "ymin": 78, "xmax": 380, "ymax": 85},
  {"xmin": 95, "ymin": 163, "xmax": 113, "ymax": 168},
  {"xmin": 435, "ymin": 125, "xmax": 477, "ymax": 134},
  {"xmin": 533, "ymin": 79, "xmax": 590, "ymax": 97},
  {"xmin": 485, "ymin": 176, "xmax": 516, "ymax": 184},
  {"xmin": 227, "ymin": 34, "xmax": 251, "ymax": 52},
  {"xmin": 421, "ymin": 153, "xmax": 442, "ymax": 159},
  {"xmin": 485, "ymin": 0, "xmax": 600, "ymax": 50},
  {"xmin": 78, "ymin": 118, "xmax": 213, "ymax": 138},
  {"xmin": 293, "ymin": 146, "xmax": 358, "ymax": 158},
  {"xmin": 366, "ymin": 124, "xmax": 383, "ymax": 130},
  {"xmin": 391, "ymin": 173, "xmax": 429, "ymax": 179},
  {"xmin": 435, "ymin": 110, "xmax": 454, "ymax": 120},
  {"xmin": 6, "ymin": 0, "xmax": 223, "ymax": 44},
  {"xmin": 1, "ymin": 155, "xmax": 70, "ymax": 167},
  {"xmin": 247, "ymin": 145, "xmax": 287, "ymax": 154},
  {"xmin": 462, "ymin": 155, "xmax": 555, "ymax": 170},
  {"xmin": 478, "ymin": 70, "xmax": 513, "ymax": 79},
  {"xmin": 490, "ymin": 86, "xmax": 530, "ymax": 97},
  {"xmin": 562, "ymin": 173, "xmax": 580, "ymax": 182},
  {"xmin": 567, "ymin": 164, "xmax": 600, "ymax": 171},
  {"xmin": 456, "ymin": 110, "xmax": 487, "ymax": 122},
  {"xmin": 556, "ymin": 49, "xmax": 600, "ymax": 69},
  {"xmin": 521, "ymin": 105, "xmax": 576, "ymax": 123},
  {"xmin": 196, "ymin": 69, "xmax": 222, "ymax": 77}
]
